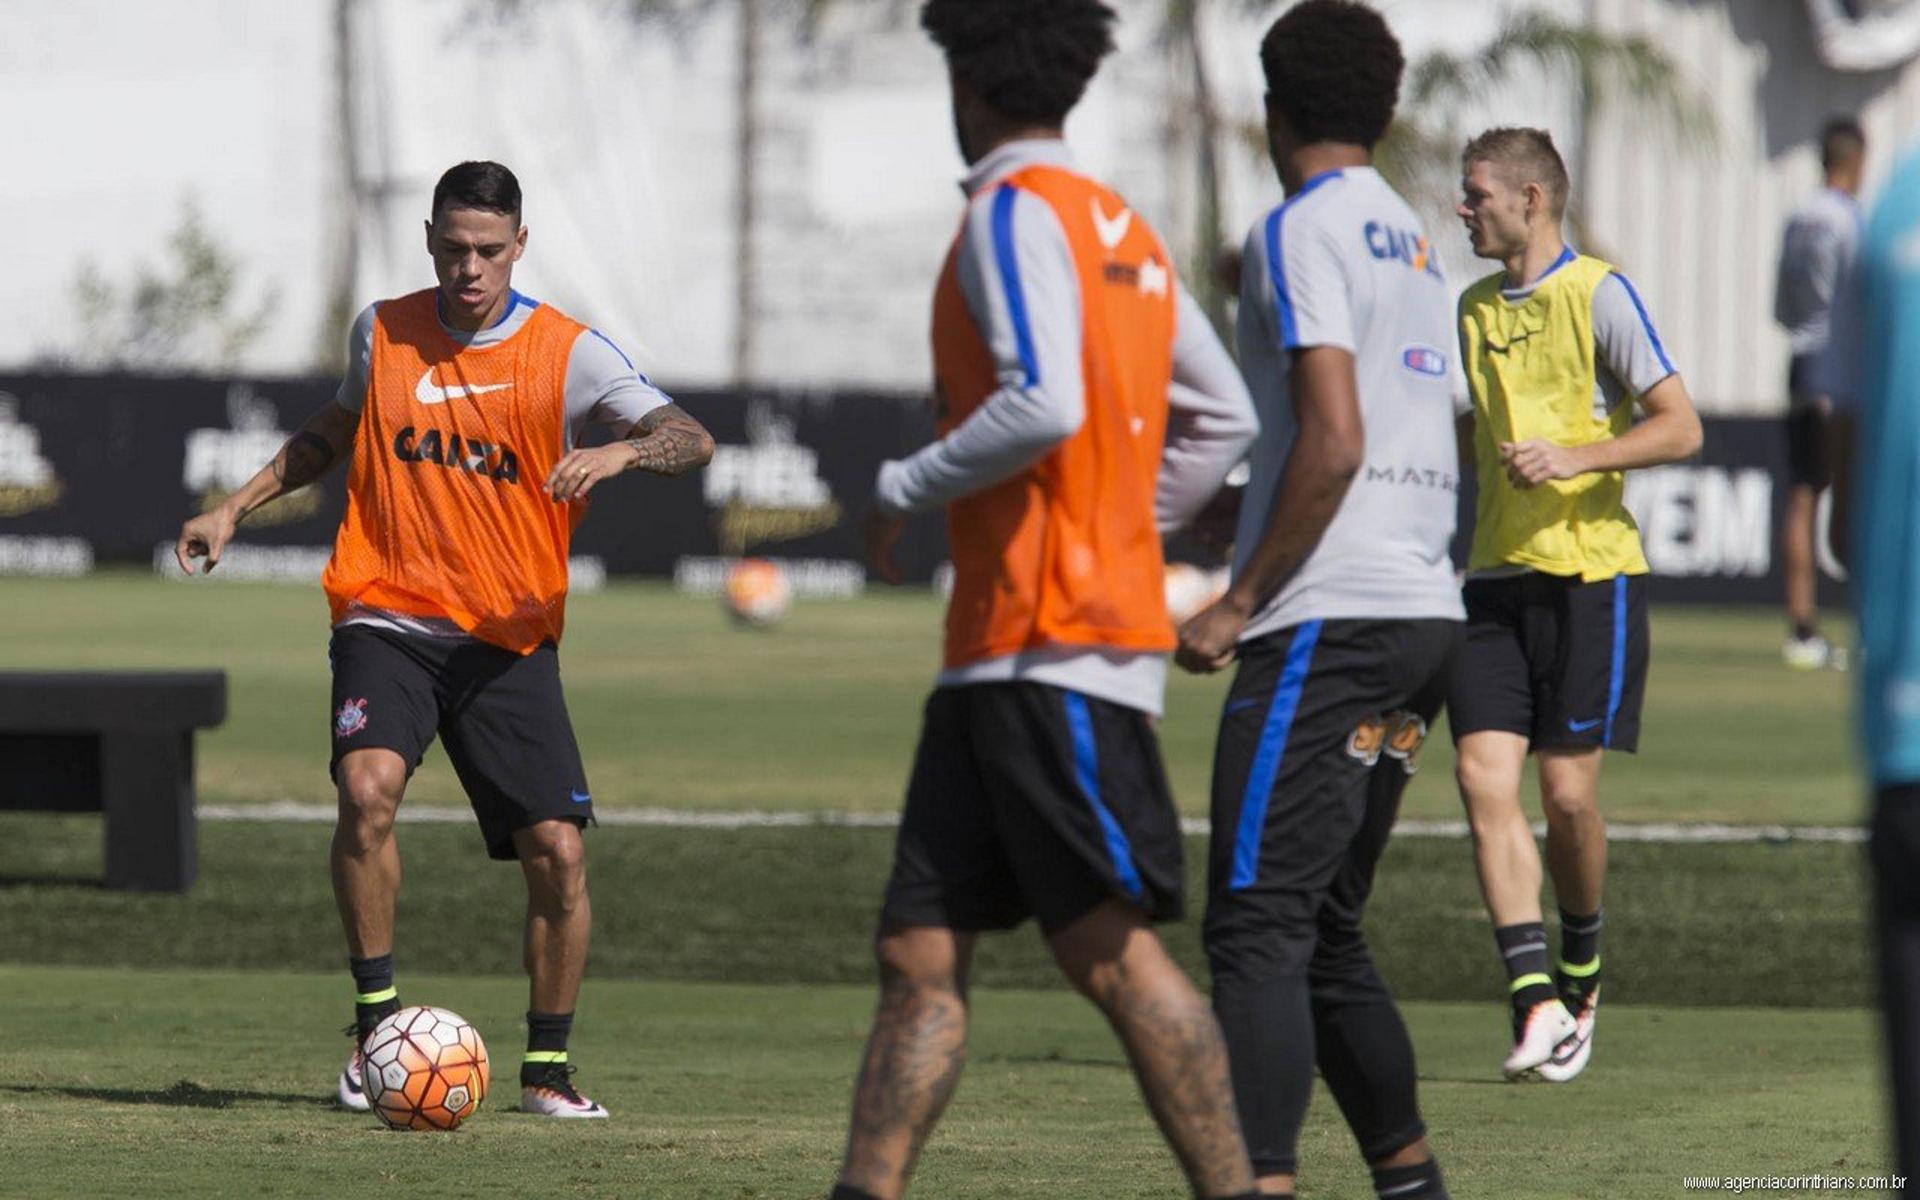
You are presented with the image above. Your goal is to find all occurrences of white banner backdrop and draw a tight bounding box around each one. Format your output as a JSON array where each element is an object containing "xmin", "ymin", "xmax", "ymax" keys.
[{"xmin": 345, "ymin": 0, "xmax": 741, "ymax": 384}]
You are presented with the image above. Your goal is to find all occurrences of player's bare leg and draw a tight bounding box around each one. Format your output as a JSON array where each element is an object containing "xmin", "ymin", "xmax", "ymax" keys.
[
  {"xmin": 513, "ymin": 818, "xmax": 605, "ymax": 1117},
  {"xmin": 1782, "ymin": 483, "xmax": 1830, "ymax": 667},
  {"xmin": 331, "ymin": 748, "xmax": 408, "ymax": 958},
  {"xmin": 1537, "ymin": 748, "xmax": 1606, "ymax": 1081},
  {"xmin": 1048, "ymin": 901, "xmax": 1256, "ymax": 1197},
  {"xmin": 1538, "ymin": 749, "xmax": 1605, "ymax": 917},
  {"xmin": 1456, "ymin": 731, "xmax": 1575, "ymax": 1076},
  {"xmin": 330, "ymin": 747, "xmax": 407, "ymax": 1110},
  {"xmin": 1455, "ymin": 731, "xmax": 1540, "ymax": 925},
  {"xmin": 517, "ymin": 819, "xmax": 592, "ymax": 1014},
  {"xmin": 837, "ymin": 924, "xmax": 976, "ymax": 1199}
]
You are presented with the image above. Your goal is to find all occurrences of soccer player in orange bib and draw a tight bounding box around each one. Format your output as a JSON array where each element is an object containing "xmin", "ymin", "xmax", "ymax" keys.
[
  {"xmin": 174, "ymin": 161, "xmax": 713, "ymax": 1120},
  {"xmin": 830, "ymin": 3, "xmax": 1264, "ymax": 1198}
]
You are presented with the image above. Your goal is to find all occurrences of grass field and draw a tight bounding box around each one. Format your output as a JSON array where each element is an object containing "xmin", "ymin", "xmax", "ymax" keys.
[
  {"xmin": 0, "ymin": 573, "xmax": 1887, "ymax": 1196},
  {"xmin": 0, "ymin": 966, "xmax": 1886, "ymax": 1200},
  {"xmin": 0, "ymin": 573, "xmax": 1864, "ymax": 824}
]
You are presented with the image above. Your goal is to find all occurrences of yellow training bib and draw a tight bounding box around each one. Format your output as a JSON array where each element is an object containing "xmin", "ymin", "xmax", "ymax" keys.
[{"xmin": 1459, "ymin": 254, "xmax": 1650, "ymax": 581}]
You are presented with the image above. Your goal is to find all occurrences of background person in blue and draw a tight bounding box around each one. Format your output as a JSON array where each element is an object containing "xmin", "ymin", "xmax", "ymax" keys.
[{"xmin": 1824, "ymin": 140, "xmax": 1920, "ymax": 1194}]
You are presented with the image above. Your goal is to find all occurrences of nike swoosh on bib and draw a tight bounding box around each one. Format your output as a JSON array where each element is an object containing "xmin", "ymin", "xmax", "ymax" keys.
[
  {"xmin": 1091, "ymin": 199, "xmax": 1133, "ymax": 251},
  {"xmin": 416, "ymin": 368, "xmax": 512, "ymax": 406}
]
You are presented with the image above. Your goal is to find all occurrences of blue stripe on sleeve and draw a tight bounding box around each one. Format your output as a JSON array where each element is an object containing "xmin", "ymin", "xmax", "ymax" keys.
[
  {"xmin": 1609, "ymin": 272, "xmax": 1676, "ymax": 376},
  {"xmin": 589, "ymin": 328, "xmax": 654, "ymax": 385},
  {"xmin": 1603, "ymin": 576, "xmax": 1628, "ymax": 748},
  {"xmin": 1263, "ymin": 170, "xmax": 1344, "ymax": 351},
  {"xmin": 1229, "ymin": 621, "xmax": 1322, "ymax": 890},
  {"xmin": 1265, "ymin": 206, "xmax": 1299, "ymax": 349},
  {"xmin": 991, "ymin": 184, "xmax": 1041, "ymax": 386},
  {"xmin": 1063, "ymin": 691, "xmax": 1143, "ymax": 900}
]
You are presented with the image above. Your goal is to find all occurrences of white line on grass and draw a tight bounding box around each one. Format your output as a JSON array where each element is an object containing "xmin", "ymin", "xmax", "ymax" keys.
[{"xmin": 196, "ymin": 803, "xmax": 1864, "ymax": 845}]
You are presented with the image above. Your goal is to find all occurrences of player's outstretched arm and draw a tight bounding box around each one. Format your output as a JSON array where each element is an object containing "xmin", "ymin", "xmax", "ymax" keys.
[
  {"xmin": 544, "ymin": 404, "xmax": 714, "ymax": 502},
  {"xmin": 174, "ymin": 401, "xmax": 360, "ymax": 575},
  {"xmin": 1498, "ymin": 375, "xmax": 1703, "ymax": 487}
]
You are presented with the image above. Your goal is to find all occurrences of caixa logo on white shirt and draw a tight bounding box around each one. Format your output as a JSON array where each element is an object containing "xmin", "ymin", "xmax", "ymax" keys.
[{"xmin": 181, "ymin": 384, "xmax": 322, "ymax": 525}]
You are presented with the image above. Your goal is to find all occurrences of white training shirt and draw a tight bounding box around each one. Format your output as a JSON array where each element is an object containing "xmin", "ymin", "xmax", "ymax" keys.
[{"xmin": 1232, "ymin": 166, "xmax": 1465, "ymax": 641}]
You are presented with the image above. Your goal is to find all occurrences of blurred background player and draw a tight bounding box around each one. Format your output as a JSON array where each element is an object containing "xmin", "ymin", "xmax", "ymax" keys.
[
  {"xmin": 1822, "ymin": 136, "xmax": 1920, "ymax": 1197},
  {"xmin": 1450, "ymin": 128, "xmax": 1702, "ymax": 1081},
  {"xmin": 174, "ymin": 160, "xmax": 714, "ymax": 1120},
  {"xmin": 1774, "ymin": 116, "xmax": 1866, "ymax": 671},
  {"xmin": 1177, "ymin": 3, "xmax": 1461, "ymax": 1196},
  {"xmin": 831, "ymin": 2, "xmax": 1263, "ymax": 1197}
]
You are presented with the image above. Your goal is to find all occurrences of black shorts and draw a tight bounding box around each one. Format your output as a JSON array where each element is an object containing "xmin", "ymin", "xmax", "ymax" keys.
[
  {"xmin": 1785, "ymin": 355, "xmax": 1831, "ymax": 489},
  {"xmin": 328, "ymin": 625, "xmax": 593, "ymax": 861},
  {"xmin": 881, "ymin": 682, "xmax": 1184, "ymax": 935},
  {"xmin": 1447, "ymin": 572, "xmax": 1650, "ymax": 753},
  {"xmin": 1204, "ymin": 619, "xmax": 1456, "ymax": 928}
]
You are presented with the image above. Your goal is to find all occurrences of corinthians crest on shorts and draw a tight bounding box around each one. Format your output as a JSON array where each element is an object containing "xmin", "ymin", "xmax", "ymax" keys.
[{"xmin": 334, "ymin": 697, "xmax": 369, "ymax": 739}]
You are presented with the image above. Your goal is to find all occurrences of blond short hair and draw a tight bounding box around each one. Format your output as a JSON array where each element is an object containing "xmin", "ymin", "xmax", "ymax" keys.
[{"xmin": 1463, "ymin": 127, "xmax": 1570, "ymax": 218}]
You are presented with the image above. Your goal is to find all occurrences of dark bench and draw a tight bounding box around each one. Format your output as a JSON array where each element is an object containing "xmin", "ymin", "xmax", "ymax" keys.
[{"xmin": 0, "ymin": 672, "xmax": 227, "ymax": 891}]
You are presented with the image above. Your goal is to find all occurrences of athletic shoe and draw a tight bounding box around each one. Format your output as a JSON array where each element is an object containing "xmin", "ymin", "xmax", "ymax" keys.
[
  {"xmin": 1783, "ymin": 634, "xmax": 1832, "ymax": 670},
  {"xmin": 1502, "ymin": 998, "xmax": 1579, "ymax": 1080},
  {"xmin": 1539, "ymin": 985, "xmax": 1599, "ymax": 1083},
  {"xmin": 519, "ymin": 1063, "xmax": 609, "ymax": 1118},
  {"xmin": 337, "ymin": 1027, "xmax": 371, "ymax": 1112}
]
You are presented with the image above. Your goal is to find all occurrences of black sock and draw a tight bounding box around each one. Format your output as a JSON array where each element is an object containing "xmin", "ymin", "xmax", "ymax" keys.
[
  {"xmin": 1558, "ymin": 907, "xmax": 1604, "ymax": 1003},
  {"xmin": 1209, "ymin": 1193, "xmax": 1273, "ymax": 1200},
  {"xmin": 1793, "ymin": 620, "xmax": 1819, "ymax": 641},
  {"xmin": 521, "ymin": 1010, "xmax": 574, "ymax": 1084},
  {"xmin": 828, "ymin": 1187, "xmax": 882, "ymax": 1200},
  {"xmin": 1373, "ymin": 1158, "xmax": 1448, "ymax": 1199},
  {"xmin": 1495, "ymin": 922, "xmax": 1555, "ymax": 1032},
  {"xmin": 349, "ymin": 954, "xmax": 398, "ymax": 1041}
]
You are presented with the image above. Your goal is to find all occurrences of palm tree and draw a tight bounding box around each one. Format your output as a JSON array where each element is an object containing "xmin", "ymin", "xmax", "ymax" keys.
[{"xmin": 1188, "ymin": 6, "xmax": 1715, "ymax": 329}]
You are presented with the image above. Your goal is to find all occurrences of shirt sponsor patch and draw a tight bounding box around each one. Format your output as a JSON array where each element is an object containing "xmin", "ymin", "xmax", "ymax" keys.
[{"xmin": 1402, "ymin": 345, "xmax": 1448, "ymax": 376}]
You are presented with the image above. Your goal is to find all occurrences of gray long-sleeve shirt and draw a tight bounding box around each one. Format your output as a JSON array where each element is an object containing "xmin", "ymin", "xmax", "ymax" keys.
[
  {"xmin": 1775, "ymin": 187, "xmax": 1864, "ymax": 358},
  {"xmin": 875, "ymin": 139, "xmax": 1259, "ymax": 714}
]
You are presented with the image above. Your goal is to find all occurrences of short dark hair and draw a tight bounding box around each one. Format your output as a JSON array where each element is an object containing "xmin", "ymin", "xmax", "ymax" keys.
[
  {"xmin": 921, "ymin": 0, "xmax": 1117, "ymax": 127},
  {"xmin": 431, "ymin": 161, "xmax": 521, "ymax": 224},
  {"xmin": 1260, "ymin": 0, "xmax": 1403, "ymax": 147},
  {"xmin": 1463, "ymin": 127, "xmax": 1572, "ymax": 218},
  {"xmin": 1821, "ymin": 117, "xmax": 1866, "ymax": 171}
]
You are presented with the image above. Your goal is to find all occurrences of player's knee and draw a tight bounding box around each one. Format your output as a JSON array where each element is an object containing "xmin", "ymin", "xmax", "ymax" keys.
[
  {"xmin": 1540, "ymin": 782, "xmax": 1599, "ymax": 824},
  {"xmin": 335, "ymin": 765, "xmax": 402, "ymax": 847},
  {"xmin": 521, "ymin": 825, "xmax": 587, "ymax": 902},
  {"xmin": 873, "ymin": 927, "xmax": 961, "ymax": 993}
]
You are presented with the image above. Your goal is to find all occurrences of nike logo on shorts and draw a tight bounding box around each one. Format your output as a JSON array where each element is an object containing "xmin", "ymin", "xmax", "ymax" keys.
[
  {"xmin": 1566, "ymin": 717, "xmax": 1603, "ymax": 733},
  {"xmin": 570, "ymin": 790, "xmax": 591, "ymax": 804}
]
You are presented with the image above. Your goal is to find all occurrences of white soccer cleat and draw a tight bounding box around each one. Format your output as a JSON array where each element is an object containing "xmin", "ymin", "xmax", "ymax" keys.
[
  {"xmin": 519, "ymin": 1064, "xmax": 610, "ymax": 1119},
  {"xmin": 1503, "ymin": 998, "xmax": 1579, "ymax": 1080},
  {"xmin": 1539, "ymin": 987, "xmax": 1600, "ymax": 1083},
  {"xmin": 1783, "ymin": 634, "xmax": 1833, "ymax": 670},
  {"xmin": 337, "ymin": 1041, "xmax": 372, "ymax": 1112}
]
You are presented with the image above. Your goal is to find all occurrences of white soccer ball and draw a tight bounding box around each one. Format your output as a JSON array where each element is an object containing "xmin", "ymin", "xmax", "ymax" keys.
[
  {"xmin": 724, "ymin": 558, "xmax": 792, "ymax": 627},
  {"xmin": 1164, "ymin": 562, "xmax": 1227, "ymax": 624}
]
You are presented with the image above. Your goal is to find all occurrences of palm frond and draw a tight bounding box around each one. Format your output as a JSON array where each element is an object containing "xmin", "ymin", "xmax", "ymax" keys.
[{"xmin": 1409, "ymin": 12, "xmax": 1717, "ymax": 151}]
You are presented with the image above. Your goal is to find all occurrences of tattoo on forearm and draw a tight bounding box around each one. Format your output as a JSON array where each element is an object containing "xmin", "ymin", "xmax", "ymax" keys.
[
  {"xmin": 622, "ymin": 406, "xmax": 714, "ymax": 477},
  {"xmin": 272, "ymin": 431, "xmax": 338, "ymax": 490},
  {"xmin": 839, "ymin": 977, "xmax": 969, "ymax": 1193}
]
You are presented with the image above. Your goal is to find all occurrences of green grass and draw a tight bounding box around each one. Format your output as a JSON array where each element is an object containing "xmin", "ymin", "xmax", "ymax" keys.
[
  {"xmin": 0, "ymin": 814, "xmax": 1873, "ymax": 1009},
  {"xmin": 0, "ymin": 965, "xmax": 1889, "ymax": 1200},
  {"xmin": 0, "ymin": 573, "xmax": 1864, "ymax": 825}
]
